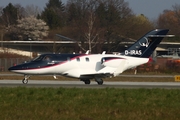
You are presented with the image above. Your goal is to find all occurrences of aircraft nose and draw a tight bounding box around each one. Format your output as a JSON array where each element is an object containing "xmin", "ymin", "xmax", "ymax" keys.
[
  {"xmin": 8, "ymin": 65, "xmax": 20, "ymax": 71},
  {"xmin": 8, "ymin": 66, "xmax": 15, "ymax": 71}
]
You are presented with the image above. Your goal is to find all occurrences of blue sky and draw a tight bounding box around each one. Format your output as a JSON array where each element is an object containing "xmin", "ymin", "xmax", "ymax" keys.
[
  {"xmin": 0, "ymin": 0, "xmax": 180, "ymax": 19},
  {"xmin": 126, "ymin": 0, "xmax": 180, "ymax": 20}
]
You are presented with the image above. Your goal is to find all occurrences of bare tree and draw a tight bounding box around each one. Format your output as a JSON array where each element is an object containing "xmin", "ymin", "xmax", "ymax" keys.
[
  {"xmin": 66, "ymin": 0, "xmax": 105, "ymax": 53},
  {"xmin": 76, "ymin": 0, "xmax": 103, "ymax": 53},
  {"xmin": 17, "ymin": 16, "xmax": 49, "ymax": 40},
  {"xmin": 157, "ymin": 9, "xmax": 180, "ymax": 36},
  {"xmin": 24, "ymin": 5, "xmax": 42, "ymax": 17},
  {"xmin": 172, "ymin": 4, "xmax": 180, "ymax": 30},
  {"xmin": 14, "ymin": 4, "xmax": 25, "ymax": 19},
  {"xmin": 0, "ymin": 7, "xmax": 3, "ymax": 16}
]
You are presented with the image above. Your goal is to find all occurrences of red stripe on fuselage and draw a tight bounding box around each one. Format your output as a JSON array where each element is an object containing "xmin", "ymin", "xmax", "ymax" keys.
[{"xmin": 15, "ymin": 54, "xmax": 89, "ymax": 71}]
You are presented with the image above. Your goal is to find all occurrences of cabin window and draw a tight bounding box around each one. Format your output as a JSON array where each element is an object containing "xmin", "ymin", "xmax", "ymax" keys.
[
  {"xmin": 76, "ymin": 57, "xmax": 80, "ymax": 62},
  {"xmin": 85, "ymin": 57, "xmax": 89, "ymax": 62}
]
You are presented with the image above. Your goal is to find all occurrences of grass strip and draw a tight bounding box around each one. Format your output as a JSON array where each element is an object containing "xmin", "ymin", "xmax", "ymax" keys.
[{"xmin": 0, "ymin": 87, "xmax": 180, "ymax": 120}]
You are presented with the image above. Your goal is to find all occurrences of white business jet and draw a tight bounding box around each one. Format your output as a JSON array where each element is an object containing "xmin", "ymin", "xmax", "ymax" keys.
[{"xmin": 8, "ymin": 29, "xmax": 170, "ymax": 85}]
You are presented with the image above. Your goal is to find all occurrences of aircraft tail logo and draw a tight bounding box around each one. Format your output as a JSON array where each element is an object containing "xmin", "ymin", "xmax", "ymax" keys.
[{"xmin": 139, "ymin": 37, "xmax": 150, "ymax": 47}]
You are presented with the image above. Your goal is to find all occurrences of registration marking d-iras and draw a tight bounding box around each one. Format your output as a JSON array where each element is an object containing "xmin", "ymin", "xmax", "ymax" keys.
[
  {"xmin": 175, "ymin": 75, "xmax": 180, "ymax": 82},
  {"xmin": 125, "ymin": 50, "xmax": 142, "ymax": 55}
]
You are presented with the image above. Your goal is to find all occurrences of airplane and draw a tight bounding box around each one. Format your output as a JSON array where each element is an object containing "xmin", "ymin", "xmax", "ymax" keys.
[{"xmin": 8, "ymin": 29, "xmax": 171, "ymax": 85}]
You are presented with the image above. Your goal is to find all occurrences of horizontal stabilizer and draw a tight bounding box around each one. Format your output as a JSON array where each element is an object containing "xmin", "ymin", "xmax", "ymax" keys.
[{"xmin": 148, "ymin": 35, "xmax": 175, "ymax": 37}]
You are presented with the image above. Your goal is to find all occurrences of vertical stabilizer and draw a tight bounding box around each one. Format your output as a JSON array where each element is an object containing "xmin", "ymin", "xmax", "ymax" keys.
[{"xmin": 123, "ymin": 29, "xmax": 169, "ymax": 58}]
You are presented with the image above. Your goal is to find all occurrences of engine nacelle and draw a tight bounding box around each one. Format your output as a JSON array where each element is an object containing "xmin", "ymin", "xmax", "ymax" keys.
[{"xmin": 101, "ymin": 57, "xmax": 125, "ymax": 68}]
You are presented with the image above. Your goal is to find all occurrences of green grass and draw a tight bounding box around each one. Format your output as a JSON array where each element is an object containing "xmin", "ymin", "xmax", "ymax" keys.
[{"xmin": 0, "ymin": 87, "xmax": 180, "ymax": 120}]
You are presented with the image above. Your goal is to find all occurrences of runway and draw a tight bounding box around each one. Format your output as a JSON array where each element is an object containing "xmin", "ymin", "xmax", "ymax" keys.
[{"xmin": 0, "ymin": 80, "xmax": 180, "ymax": 89}]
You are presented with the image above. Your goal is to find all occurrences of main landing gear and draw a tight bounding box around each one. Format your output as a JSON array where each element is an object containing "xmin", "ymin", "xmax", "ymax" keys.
[
  {"xmin": 95, "ymin": 78, "xmax": 103, "ymax": 85},
  {"xmin": 22, "ymin": 75, "xmax": 30, "ymax": 84},
  {"xmin": 81, "ymin": 79, "xmax": 91, "ymax": 85},
  {"xmin": 81, "ymin": 78, "xmax": 104, "ymax": 85}
]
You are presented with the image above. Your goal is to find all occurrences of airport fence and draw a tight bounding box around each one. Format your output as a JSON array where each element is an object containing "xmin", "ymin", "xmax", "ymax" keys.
[{"xmin": 0, "ymin": 58, "xmax": 30, "ymax": 72}]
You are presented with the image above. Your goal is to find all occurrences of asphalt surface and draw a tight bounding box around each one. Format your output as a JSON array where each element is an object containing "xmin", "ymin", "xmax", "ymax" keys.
[
  {"xmin": 0, "ymin": 80, "xmax": 180, "ymax": 89},
  {"xmin": 0, "ymin": 73, "xmax": 179, "ymax": 89}
]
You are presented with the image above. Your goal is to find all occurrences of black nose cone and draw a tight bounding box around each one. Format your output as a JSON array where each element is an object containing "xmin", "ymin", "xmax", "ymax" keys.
[
  {"xmin": 8, "ymin": 66, "xmax": 16, "ymax": 71},
  {"xmin": 8, "ymin": 65, "xmax": 21, "ymax": 71}
]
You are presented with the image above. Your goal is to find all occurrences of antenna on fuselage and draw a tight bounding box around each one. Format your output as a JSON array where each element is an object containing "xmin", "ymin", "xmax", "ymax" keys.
[
  {"xmin": 102, "ymin": 51, "xmax": 106, "ymax": 54},
  {"xmin": 85, "ymin": 50, "xmax": 90, "ymax": 54}
]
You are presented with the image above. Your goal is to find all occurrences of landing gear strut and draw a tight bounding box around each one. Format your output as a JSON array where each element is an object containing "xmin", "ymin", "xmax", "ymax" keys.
[{"xmin": 22, "ymin": 75, "xmax": 30, "ymax": 84}]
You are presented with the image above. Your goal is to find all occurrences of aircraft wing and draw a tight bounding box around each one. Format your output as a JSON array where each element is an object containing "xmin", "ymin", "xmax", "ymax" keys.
[
  {"xmin": 80, "ymin": 59, "xmax": 125, "ymax": 79},
  {"xmin": 80, "ymin": 65, "xmax": 118, "ymax": 78},
  {"xmin": 80, "ymin": 72, "xmax": 113, "ymax": 79}
]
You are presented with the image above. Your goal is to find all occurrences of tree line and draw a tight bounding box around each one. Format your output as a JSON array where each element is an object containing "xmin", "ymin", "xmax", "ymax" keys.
[{"xmin": 0, "ymin": 0, "xmax": 180, "ymax": 53}]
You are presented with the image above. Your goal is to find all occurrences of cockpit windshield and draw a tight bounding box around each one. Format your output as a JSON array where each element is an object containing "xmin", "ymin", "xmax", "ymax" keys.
[
  {"xmin": 31, "ymin": 54, "xmax": 80, "ymax": 62},
  {"xmin": 32, "ymin": 55, "xmax": 53, "ymax": 62},
  {"xmin": 43, "ymin": 56, "xmax": 52, "ymax": 61},
  {"xmin": 32, "ymin": 55, "xmax": 44, "ymax": 61}
]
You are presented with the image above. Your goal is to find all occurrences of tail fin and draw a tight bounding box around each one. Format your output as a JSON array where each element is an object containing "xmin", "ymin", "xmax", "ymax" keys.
[{"xmin": 123, "ymin": 29, "xmax": 169, "ymax": 58}]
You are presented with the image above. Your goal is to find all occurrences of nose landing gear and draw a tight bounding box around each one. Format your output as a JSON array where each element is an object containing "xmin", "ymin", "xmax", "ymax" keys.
[{"xmin": 22, "ymin": 75, "xmax": 30, "ymax": 84}]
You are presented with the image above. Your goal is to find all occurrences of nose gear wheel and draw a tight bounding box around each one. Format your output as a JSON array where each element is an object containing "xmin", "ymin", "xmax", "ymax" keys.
[{"xmin": 22, "ymin": 75, "xmax": 30, "ymax": 84}]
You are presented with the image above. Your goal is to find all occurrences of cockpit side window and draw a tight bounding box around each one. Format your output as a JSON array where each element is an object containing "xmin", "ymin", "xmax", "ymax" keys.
[{"xmin": 43, "ymin": 56, "xmax": 52, "ymax": 61}]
